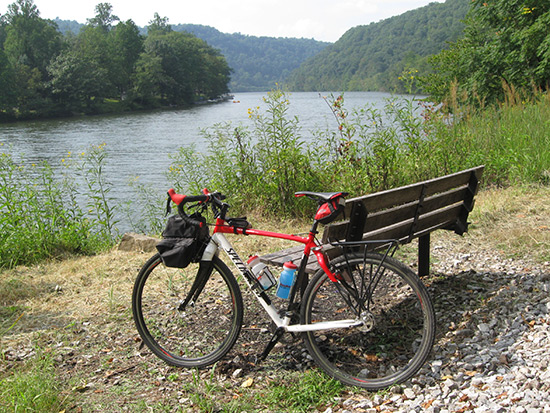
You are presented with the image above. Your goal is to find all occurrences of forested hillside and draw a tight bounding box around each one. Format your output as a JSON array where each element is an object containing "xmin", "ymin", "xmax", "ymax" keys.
[
  {"xmin": 285, "ymin": 0, "xmax": 470, "ymax": 93},
  {"xmin": 50, "ymin": 1, "xmax": 470, "ymax": 95},
  {"xmin": 173, "ymin": 24, "xmax": 329, "ymax": 92},
  {"xmin": 54, "ymin": 20, "xmax": 330, "ymax": 92}
]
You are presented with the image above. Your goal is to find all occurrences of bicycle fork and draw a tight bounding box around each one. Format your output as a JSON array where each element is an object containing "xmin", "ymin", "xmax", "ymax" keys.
[{"xmin": 177, "ymin": 261, "xmax": 213, "ymax": 311}]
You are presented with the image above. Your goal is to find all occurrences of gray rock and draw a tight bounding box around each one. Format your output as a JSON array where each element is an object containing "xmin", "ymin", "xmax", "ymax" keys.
[{"xmin": 118, "ymin": 232, "xmax": 159, "ymax": 252}]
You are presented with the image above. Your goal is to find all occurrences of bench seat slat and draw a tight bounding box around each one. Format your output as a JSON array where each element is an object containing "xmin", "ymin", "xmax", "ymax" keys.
[{"xmin": 259, "ymin": 246, "xmax": 319, "ymax": 273}]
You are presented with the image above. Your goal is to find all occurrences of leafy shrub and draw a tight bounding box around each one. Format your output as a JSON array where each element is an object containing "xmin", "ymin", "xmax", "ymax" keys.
[{"xmin": 167, "ymin": 88, "xmax": 322, "ymax": 217}]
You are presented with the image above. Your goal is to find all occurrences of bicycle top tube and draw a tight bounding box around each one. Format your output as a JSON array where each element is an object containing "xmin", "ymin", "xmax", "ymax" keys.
[
  {"xmin": 213, "ymin": 220, "xmax": 310, "ymax": 245},
  {"xmin": 212, "ymin": 218, "xmax": 338, "ymax": 281}
]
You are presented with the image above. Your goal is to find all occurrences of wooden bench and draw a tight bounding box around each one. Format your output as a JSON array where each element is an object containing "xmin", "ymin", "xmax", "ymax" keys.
[{"xmin": 260, "ymin": 166, "xmax": 484, "ymax": 276}]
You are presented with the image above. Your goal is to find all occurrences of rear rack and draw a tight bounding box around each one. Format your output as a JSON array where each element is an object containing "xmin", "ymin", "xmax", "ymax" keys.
[{"xmin": 330, "ymin": 239, "xmax": 400, "ymax": 263}]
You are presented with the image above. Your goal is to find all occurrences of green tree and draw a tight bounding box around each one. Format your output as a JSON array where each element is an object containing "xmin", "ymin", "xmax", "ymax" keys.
[
  {"xmin": 3, "ymin": 0, "xmax": 61, "ymax": 76},
  {"xmin": 47, "ymin": 46, "xmax": 107, "ymax": 110},
  {"xmin": 423, "ymin": 0, "xmax": 550, "ymax": 106},
  {"xmin": 2, "ymin": 0, "xmax": 61, "ymax": 116},
  {"xmin": 48, "ymin": 5, "xmax": 142, "ymax": 110},
  {"xmin": 141, "ymin": 30, "xmax": 222, "ymax": 105},
  {"xmin": 110, "ymin": 19, "xmax": 143, "ymax": 98},
  {"xmin": 71, "ymin": 25, "xmax": 114, "ymax": 102},
  {"xmin": 0, "ymin": 48, "xmax": 17, "ymax": 116},
  {"xmin": 198, "ymin": 46, "xmax": 231, "ymax": 99},
  {"xmin": 1, "ymin": 3, "xmax": 230, "ymax": 118},
  {"xmin": 147, "ymin": 12, "xmax": 172, "ymax": 35},
  {"xmin": 86, "ymin": 2, "xmax": 119, "ymax": 31},
  {"xmin": 132, "ymin": 51, "xmax": 164, "ymax": 105},
  {"xmin": 0, "ymin": 12, "xmax": 7, "ymax": 46}
]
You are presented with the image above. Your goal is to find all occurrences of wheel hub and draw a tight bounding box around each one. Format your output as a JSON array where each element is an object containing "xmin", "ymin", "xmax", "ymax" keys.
[{"xmin": 359, "ymin": 311, "xmax": 375, "ymax": 332}]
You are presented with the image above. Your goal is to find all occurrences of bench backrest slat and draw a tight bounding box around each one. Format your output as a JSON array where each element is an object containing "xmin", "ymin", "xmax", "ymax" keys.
[
  {"xmin": 340, "ymin": 203, "xmax": 460, "ymax": 243},
  {"xmin": 323, "ymin": 166, "xmax": 484, "ymax": 244}
]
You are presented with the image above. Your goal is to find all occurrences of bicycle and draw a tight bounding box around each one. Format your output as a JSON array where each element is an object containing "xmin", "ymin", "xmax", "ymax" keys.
[{"xmin": 131, "ymin": 188, "xmax": 436, "ymax": 390}]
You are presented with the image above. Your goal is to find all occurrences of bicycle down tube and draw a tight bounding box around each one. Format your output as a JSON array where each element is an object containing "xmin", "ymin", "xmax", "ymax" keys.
[{"xmin": 202, "ymin": 219, "xmax": 363, "ymax": 333}]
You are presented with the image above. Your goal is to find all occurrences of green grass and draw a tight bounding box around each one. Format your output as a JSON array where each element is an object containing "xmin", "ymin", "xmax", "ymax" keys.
[
  {"xmin": 457, "ymin": 94, "xmax": 550, "ymax": 185},
  {"xmin": 258, "ymin": 369, "xmax": 344, "ymax": 412},
  {"xmin": 0, "ymin": 352, "xmax": 68, "ymax": 412}
]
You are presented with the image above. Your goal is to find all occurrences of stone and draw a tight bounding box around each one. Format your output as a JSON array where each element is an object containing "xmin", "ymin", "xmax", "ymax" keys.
[{"xmin": 118, "ymin": 232, "xmax": 159, "ymax": 252}]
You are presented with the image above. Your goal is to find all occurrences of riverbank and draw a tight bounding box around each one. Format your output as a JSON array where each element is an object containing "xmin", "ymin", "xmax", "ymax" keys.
[
  {"xmin": 0, "ymin": 93, "xmax": 237, "ymax": 124},
  {"xmin": 1, "ymin": 185, "xmax": 549, "ymax": 411}
]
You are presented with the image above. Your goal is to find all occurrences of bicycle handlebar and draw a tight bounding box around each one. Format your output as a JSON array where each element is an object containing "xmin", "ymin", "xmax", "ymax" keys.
[{"xmin": 167, "ymin": 188, "xmax": 228, "ymax": 223}]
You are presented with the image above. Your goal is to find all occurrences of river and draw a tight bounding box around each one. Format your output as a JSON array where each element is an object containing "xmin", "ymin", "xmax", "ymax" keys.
[{"xmin": 0, "ymin": 91, "xmax": 409, "ymax": 230}]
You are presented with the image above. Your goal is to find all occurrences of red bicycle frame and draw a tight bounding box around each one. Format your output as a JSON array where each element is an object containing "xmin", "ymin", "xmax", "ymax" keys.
[{"xmin": 212, "ymin": 217, "xmax": 338, "ymax": 285}]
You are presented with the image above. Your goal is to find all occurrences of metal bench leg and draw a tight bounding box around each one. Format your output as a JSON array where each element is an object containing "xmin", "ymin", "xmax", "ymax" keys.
[{"xmin": 418, "ymin": 234, "xmax": 430, "ymax": 276}]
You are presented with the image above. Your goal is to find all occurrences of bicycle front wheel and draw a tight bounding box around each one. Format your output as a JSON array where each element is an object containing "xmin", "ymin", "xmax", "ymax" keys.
[
  {"xmin": 132, "ymin": 254, "xmax": 243, "ymax": 368},
  {"xmin": 301, "ymin": 252, "xmax": 435, "ymax": 390}
]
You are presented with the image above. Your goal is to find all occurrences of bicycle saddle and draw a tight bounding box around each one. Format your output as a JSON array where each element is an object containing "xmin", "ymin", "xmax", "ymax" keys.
[{"xmin": 295, "ymin": 191, "xmax": 349, "ymax": 201}]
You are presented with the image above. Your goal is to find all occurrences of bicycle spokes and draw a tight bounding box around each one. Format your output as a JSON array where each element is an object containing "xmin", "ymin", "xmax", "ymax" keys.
[{"xmin": 332, "ymin": 242, "xmax": 397, "ymax": 317}]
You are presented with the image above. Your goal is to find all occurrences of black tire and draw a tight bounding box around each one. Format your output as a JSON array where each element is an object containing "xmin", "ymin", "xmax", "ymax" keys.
[
  {"xmin": 132, "ymin": 254, "xmax": 243, "ymax": 368},
  {"xmin": 301, "ymin": 252, "xmax": 435, "ymax": 389}
]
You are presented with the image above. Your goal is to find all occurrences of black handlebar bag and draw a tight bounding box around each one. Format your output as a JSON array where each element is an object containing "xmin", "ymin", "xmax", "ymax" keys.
[{"xmin": 156, "ymin": 214, "xmax": 209, "ymax": 268}]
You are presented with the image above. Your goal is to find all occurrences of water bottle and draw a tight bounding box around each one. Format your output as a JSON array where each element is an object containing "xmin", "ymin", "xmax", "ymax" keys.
[
  {"xmin": 247, "ymin": 255, "xmax": 276, "ymax": 290},
  {"xmin": 276, "ymin": 261, "xmax": 297, "ymax": 299}
]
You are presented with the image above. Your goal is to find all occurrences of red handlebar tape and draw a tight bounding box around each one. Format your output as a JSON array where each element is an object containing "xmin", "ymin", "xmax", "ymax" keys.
[{"xmin": 167, "ymin": 188, "xmax": 186, "ymax": 205}]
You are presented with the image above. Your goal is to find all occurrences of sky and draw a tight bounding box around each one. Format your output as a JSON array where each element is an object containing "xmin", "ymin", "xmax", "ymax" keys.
[{"xmin": 0, "ymin": 0, "xmax": 446, "ymax": 42}]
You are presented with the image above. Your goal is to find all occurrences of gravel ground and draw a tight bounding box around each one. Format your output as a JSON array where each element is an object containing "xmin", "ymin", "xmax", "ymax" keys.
[{"xmin": 329, "ymin": 239, "xmax": 550, "ymax": 413}]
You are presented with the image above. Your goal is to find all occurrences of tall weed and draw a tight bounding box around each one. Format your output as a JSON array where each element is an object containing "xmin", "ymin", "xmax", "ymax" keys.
[
  {"xmin": 72, "ymin": 143, "xmax": 119, "ymax": 243},
  {"xmin": 169, "ymin": 86, "xmax": 549, "ymax": 221},
  {"xmin": 446, "ymin": 91, "xmax": 550, "ymax": 186},
  {"xmin": 168, "ymin": 89, "xmax": 321, "ymax": 217},
  {"xmin": 122, "ymin": 176, "xmax": 166, "ymax": 235},
  {"xmin": 0, "ymin": 144, "xmax": 117, "ymax": 268}
]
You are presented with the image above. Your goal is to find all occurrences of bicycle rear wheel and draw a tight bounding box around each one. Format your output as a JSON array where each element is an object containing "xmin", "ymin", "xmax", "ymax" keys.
[
  {"xmin": 301, "ymin": 252, "xmax": 435, "ymax": 389},
  {"xmin": 132, "ymin": 254, "xmax": 243, "ymax": 368}
]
